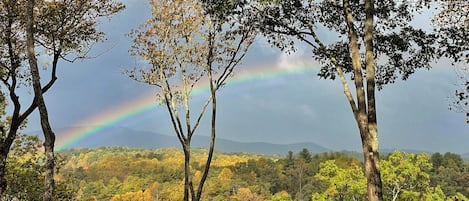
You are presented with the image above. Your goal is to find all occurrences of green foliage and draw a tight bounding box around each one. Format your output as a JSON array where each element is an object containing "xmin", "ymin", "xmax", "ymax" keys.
[
  {"xmin": 267, "ymin": 191, "xmax": 292, "ymax": 201},
  {"xmin": 310, "ymin": 151, "xmax": 469, "ymax": 201},
  {"xmin": 430, "ymin": 152, "xmax": 469, "ymax": 197},
  {"xmin": 313, "ymin": 160, "xmax": 367, "ymax": 201},
  {"xmin": 381, "ymin": 151, "xmax": 432, "ymax": 200}
]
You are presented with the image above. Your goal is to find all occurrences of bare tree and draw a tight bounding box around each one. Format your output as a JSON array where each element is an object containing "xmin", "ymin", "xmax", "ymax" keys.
[
  {"xmin": 127, "ymin": 0, "xmax": 255, "ymax": 200},
  {"xmin": 26, "ymin": 0, "xmax": 57, "ymax": 199}
]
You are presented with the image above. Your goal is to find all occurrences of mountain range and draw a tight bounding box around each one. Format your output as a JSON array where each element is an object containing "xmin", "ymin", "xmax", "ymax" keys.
[
  {"xmin": 39, "ymin": 127, "xmax": 331, "ymax": 155},
  {"xmin": 29, "ymin": 126, "xmax": 469, "ymax": 159}
]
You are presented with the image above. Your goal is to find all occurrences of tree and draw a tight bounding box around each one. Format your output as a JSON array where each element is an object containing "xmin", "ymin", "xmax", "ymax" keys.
[
  {"xmin": 25, "ymin": 1, "xmax": 56, "ymax": 199},
  {"xmin": 4, "ymin": 134, "xmax": 44, "ymax": 201},
  {"xmin": 284, "ymin": 158, "xmax": 308, "ymax": 200},
  {"xmin": 127, "ymin": 0, "xmax": 255, "ymax": 200},
  {"xmin": 267, "ymin": 191, "xmax": 293, "ymax": 201},
  {"xmin": 298, "ymin": 148, "xmax": 312, "ymax": 163},
  {"xmin": 210, "ymin": 1, "xmax": 441, "ymax": 200},
  {"xmin": 0, "ymin": 0, "xmax": 123, "ymax": 197},
  {"xmin": 431, "ymin": 152, "xmax": 467, "ymax": 196},
  {"xmin": 26, "ymin": 1, "xmax": 123, "ymax": 200},
  {"xmin": 380, "ymin": 151, "xmax": 432, "ymax": 201},
  {"xmin": 4, "ymin": 133, "xmax": 77, "ymax": 201},
  {"xmin": 312, "ymin": 160, "xmax": 367, "ymax": 201},
  {"xmin": 0, "ymin": 1, "xmax": 37, "ymax": 194},
  {"xmin": 231, "ymin": 187, "xmax": 264, "ymax": 201}
]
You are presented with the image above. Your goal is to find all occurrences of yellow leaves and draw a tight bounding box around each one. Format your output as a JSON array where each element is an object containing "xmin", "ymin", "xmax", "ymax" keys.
[
  {"xmin": 109, "ymin": 189, "xmax": 155, "ymax": 201},
  {"xmin": 231, "ymin": 187, "xmax": 264, "ymax": 201},
  {"xmin": 212, "ymin": 154, "xmax": 256, "ymax": 167},
  {"xmin": 217, "ymin": 167, "xmax": 234, "ymax": 181},
  {"xmin": 267, "ymin": 191, "xmax": 293, "ymax": 201},
  {"xmin": 193, "ymin": 170, "xmax": 203, "ymax": 183}
]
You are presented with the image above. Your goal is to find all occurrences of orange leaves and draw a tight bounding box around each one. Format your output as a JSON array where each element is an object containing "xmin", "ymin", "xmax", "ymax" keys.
[{"xmin": 231, "ymin": 187, "xmax": 264, "ymax": 201}]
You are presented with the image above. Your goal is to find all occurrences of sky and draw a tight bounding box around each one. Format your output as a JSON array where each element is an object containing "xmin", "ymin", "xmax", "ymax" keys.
[{"xmin": 19, "ymin": 1, "xmax": 469, "ymax": 154}]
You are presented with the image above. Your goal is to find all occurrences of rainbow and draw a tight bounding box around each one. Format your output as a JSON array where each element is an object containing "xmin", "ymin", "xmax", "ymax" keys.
[{"xmin": 55, "ymin": 62, "xmax": 319, "ymax": 150}]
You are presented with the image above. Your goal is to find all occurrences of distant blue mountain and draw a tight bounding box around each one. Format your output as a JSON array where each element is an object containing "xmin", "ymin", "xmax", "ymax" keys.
[
  {"xmin": 45, "ymin": 126, "xmax": 331, "ymax": 155},
  {"xmin": 30, "ymin": 127, "xmax": 465, "ymax": 158}
]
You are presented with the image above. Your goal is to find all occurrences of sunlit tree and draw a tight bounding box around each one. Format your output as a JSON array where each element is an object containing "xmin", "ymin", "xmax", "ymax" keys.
[
  {"xmin": 312, "ymin": 160, "xmax": 367, "ymax": 201},
  {"xmin": 381, "ymin": 151, "xmax": 432, "ymax": 201}
]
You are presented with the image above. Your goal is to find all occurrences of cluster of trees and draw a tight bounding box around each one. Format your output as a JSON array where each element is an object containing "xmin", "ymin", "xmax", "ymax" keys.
[
  {"xmin": 128, "ymin": 0, "xmax": 469, "ymax": 199},
  {"xmin": 0, "ymin": 0, "xmax": 467, "ymax": 200},
  {"xmin": 6, "ymin": 133, "xmax": 469, "ymax": 201}
]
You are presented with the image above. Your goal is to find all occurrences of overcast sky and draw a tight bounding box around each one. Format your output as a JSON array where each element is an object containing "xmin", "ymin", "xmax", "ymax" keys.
[{"xmin": 20, "ymin": 1, "xmax": 469, "ymax": 153}]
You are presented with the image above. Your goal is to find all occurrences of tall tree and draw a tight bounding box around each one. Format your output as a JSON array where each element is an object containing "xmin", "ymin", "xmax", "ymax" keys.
[
  {"xmin": 127, "ymin": 0, "xmax": 255, "ymax": 200},
  {"xmin": 0, "ymin": 1, "xmax": 31, "ymax": 194},
  {"xmin": 1, "ymin": 0, "xmax": 123, "ymax": 198},
  {"xmin": 213, "ymin": 0, "xmax": 439, "ymax": 200},
  {"xmin": 25, "ymin": 0, "xmax": 57, "ymax": 199}
]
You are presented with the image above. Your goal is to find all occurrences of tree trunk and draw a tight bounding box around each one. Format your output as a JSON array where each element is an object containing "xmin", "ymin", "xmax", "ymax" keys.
[
  {"xmin": 0, "ymin": 127, "xmax": 19, "ymax": 195},
  {"xmin": 0, "ymin": 154, "xmax": 6, "ymax": 194},
  {"xmin": 360, "ymin": 129, "xmax": 382, "ymax": 201},
  {"xmin": 364, "ymin": 0, "xmax": 384, "ymax": 200},
  {"xmin": 343, "ymin": 0, "xmax": 383, "ymax": 200},
  {"xmin": 26, "ymin": 0, "xmax": 56, "ymax": 200},
  {"xmin": 194, "ymin": 79, "xmax": 217, "ymax": 201},
  {"xmin": 183, "ymin": 141, "xmax": 192, "ymax": 201}
]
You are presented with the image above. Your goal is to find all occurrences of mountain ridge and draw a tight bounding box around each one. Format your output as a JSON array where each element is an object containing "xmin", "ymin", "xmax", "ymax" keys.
[
  {"xmin": 27, "ymin": 126, "xmax": 466, "ymax": 157},
  {"xmin": 29, "ymin": 126, "xmax": 331, "ymax": 155}
]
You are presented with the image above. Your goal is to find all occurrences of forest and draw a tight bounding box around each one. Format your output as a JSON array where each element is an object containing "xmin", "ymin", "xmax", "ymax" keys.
[
  {"xmin": 4, "ymin": 134, "xmax": 469, "ymax": 201},
  {"xmin": 0, "ymin": 0, "xmax": 468, "ymax": 200}
]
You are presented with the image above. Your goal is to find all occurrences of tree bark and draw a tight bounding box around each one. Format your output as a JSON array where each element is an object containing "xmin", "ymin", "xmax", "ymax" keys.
[
  {"xmin": 0, "ymin": 126, "xmax": 20, "ymax": 194},
  {"xmin": 364, "ymin": 0, "xmax": 384, "ymax": 200},
  {"xmin": 26, "ymin": 0, "xmax": 56, "ymax": 200},
  {"xmin": 0, "ymin": 154, "xmax": 6, "ymax": 194},
  {"xmin": 183, "ymin": 141, "xmax": 192, "ymax": 201},
  {"xmin": 195, "ymin": 70, "xmax": 217, "ymax": 201},
  {"xmin": 343, "ymin": 0, "xmax": 383, "ymax": 200}
]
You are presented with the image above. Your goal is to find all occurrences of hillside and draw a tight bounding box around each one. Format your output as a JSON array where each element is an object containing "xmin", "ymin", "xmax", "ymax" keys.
[{"xmin": 7, "ymin": 144, "xmax": 469, "ymax": 201}]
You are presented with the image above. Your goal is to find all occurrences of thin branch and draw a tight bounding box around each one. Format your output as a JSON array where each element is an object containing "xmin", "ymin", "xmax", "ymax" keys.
[
  {"xmin": 191, "ymin": 98, "xmax": 212, "ymax": 135},
  {"xmin": 253, "ymin": 5, "xmax": 317, "ymax": 48},
  {"xmin": 309, "ymin": 27, "xmax": 359, "ymax": 117},
  {"xmin": 163, "ymin": 93, "xmax": 185, "ymax": 146},
  {"xmin": 216, "ymin": 29, "xmax": 253, "ymax": 87},
  {"xmin": 163, "ymin": 70, "xmax": 186, "ymax": 142}
]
